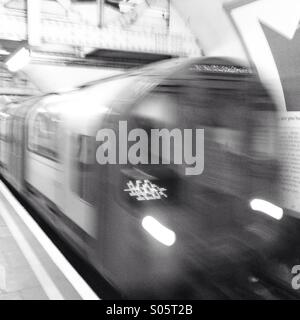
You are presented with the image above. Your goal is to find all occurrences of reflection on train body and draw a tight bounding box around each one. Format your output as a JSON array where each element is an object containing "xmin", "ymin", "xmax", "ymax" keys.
[{"xmin": 0, "ymin": 58, "xmax": 284, "ymax": 298}]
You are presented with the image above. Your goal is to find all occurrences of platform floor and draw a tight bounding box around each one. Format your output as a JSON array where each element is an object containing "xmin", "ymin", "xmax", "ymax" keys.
[{"xmin": 0, "ymin": 181, "xmax": 99, "ymax": 300}]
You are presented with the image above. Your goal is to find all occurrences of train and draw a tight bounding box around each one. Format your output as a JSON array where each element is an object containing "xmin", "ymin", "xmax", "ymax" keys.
[{"xmin": 0, "ymin": 57, "xmax": 284, "ymax": 298}]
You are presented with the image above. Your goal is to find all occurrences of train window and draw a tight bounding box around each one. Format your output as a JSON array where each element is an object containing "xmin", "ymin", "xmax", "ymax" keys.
[
  {"xmin": 0, "ymin": 114, "xmax": 10, "ymax": 142},
  {"xmin": 130, "ymin": 81, "xmax": 235, "ymax": 129},
  {"xmin": 0, "ymin": 112, "xmax": 11, "ymax": 142},
  {"xmin": 71, "ymin": 134, "xmax": 96, "ymax": 205},
  {"xmin": 131, "ymin": 89, "xmax": 179, "ymax": 126},
  {"xmin": 178, "ymin": 83, "xmax": 250, "ymax": 156},
  {"xmin": 174, "ymin": 83, "xmax": 248, "ymax": 129},
  {"xmin": 28, "ymin": 109, "xmax": 60, "ymax": 161},
  {"xmin": 127, "ymin": 87, "xmax": 181, "ymax": 168}
]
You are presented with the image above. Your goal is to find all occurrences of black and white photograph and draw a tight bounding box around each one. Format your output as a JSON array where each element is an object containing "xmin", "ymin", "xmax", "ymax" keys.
[{"xmin": 0, "ymin": 0, "xmax": 299, "ymax": 308}]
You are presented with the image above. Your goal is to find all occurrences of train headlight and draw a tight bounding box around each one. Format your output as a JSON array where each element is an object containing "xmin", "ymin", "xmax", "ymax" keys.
[
  {"xmin": 250, "ymin": 199, "xmax": 283, "ymax": 220},
  {"xmin": 142, "ymin": 216, "xmax": 176, "ymax": 247}
]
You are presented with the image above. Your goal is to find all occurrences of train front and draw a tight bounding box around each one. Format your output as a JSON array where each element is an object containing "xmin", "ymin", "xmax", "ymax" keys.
[{"xmin": 94, "ymin": 58, "xmax": 282, "ymax": 299}]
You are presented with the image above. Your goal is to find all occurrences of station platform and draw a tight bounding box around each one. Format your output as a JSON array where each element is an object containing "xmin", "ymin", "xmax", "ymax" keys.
[{"xmin": 0, "ymin": 181, "xmax": 99, "ymax": 300}]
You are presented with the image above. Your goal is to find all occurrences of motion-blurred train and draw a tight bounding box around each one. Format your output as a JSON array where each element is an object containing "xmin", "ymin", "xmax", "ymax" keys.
[{"xmin": 0, "ymin": 57, "xmax": 283, "ymax": 298}]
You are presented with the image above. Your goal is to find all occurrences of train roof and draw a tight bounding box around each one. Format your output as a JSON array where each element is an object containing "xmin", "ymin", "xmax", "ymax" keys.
[
  {"xmin": 4, "ymin": 56, "xmax": 252, "ymax": 108},
  {"xmin": 0, "ymin": 57, "xmax": 255, "ymax": 128},
  {"xmin": 76, "ymin": 56, "xmax": 251, "ymax": 90}
]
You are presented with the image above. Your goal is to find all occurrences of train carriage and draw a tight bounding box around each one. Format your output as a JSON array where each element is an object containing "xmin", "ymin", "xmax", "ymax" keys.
[{"xmin": 0, "ymin": 57, "xmax": 282, "ymax": 298}]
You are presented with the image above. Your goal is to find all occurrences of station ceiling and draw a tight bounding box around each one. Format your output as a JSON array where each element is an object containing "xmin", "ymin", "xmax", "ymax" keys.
[
  {"xmin": 0, "ymin": 0, "xmax": 258, "ymax": 93},
  {"xmin": 171, "ymin": 0, "xmax": 248, "ymax": 61}
]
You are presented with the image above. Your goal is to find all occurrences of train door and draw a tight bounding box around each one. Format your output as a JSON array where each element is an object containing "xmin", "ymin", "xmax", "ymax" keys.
[
  {"xmin": 9, "ymin": 115, "xmax": 24, "ymax": 191},
  {"xmin": 5, "ymin": 112, "xmax": 18, "ymax": 188},
  {"xmin": 62, "ymin": 129, "xmax": 98, "ymax": 256},
  {"xmin": 0, "ymin": 114, "xmax": 2, "ymax": 168},
  {"xmin": 0, "ymin": 112, "xmax": 8, "ymax": 171},
  {"xmin": 25, "ymin": 105, "xmax": 64, "ymax": 218}
]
